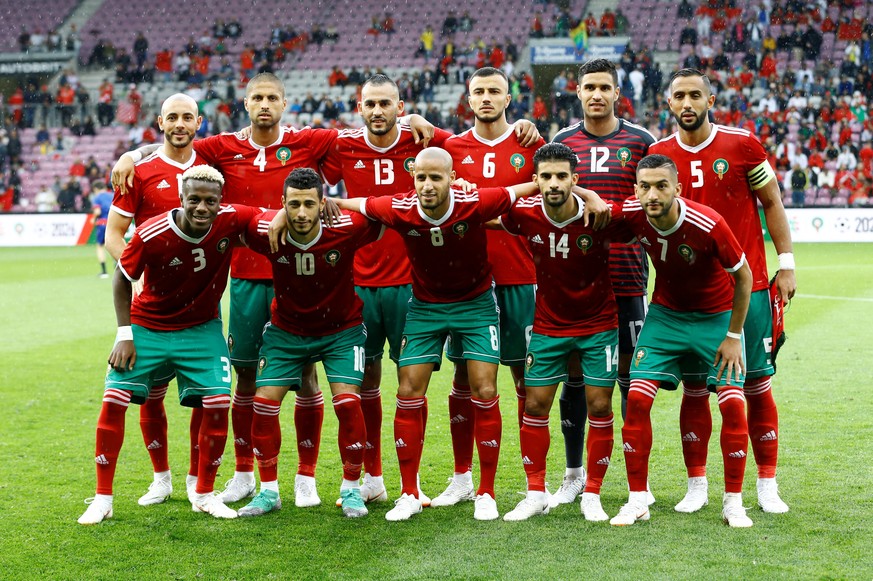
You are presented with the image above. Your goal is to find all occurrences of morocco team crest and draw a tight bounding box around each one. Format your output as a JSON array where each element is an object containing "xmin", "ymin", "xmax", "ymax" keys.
[
  {"xmin": 216, "ymin": 238, "xmax": 230, "ymax": 253},
  {"xmin": 678, "ymin": 244, "xmax": 694, "ymax": 262},
  {"xmin": 576, "ymin": 234, "xmax": 593, "ymax": 254},
  {"xmin": 400, "ymin": 335, "xmax": 408, "ymax": 354},
  {"xmin": 453, "ymin": 222, "xmax": 469, "ymax": 237},
  {"xmin": 325, "ymin": 249, "xmax": 341, "ymax": 266},
  {"xmin": 616, "ymin": 147, "xmax": 632, "ymax": 167},
  {"xmin": 403, "ymin": 157, "xmax": 415, "ymax": 174},
  {"xmin": 525, "ymin": 352, "xmax": 535, "ymax": 371},
  {"xmin": 713, "ymin": 158, "xmax": 729, "ymax": 180},
  {"xmin": 276, "ymin": 147, "xmax": 292, "ymax": 166},
  {"xmin": 258, "ymin": 356, "xmax": 268, "ymax": 374},
  {"xmin": 227, "ymin": 334, "xmax": 235, "ymax": 352},
  {"xmin": 510, "ymin": 153, "xmax": 526, "ymax": 173},
  {"xmin": 634, "ymin": 348, "xmax": 647, "ymax": 368}
]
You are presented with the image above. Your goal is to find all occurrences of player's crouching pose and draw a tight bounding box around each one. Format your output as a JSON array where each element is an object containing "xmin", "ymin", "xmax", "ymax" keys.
[
  {"xmin": 78, "ymin": 166, "xmax": 261, "ymax": 524},
  {"xmin": 237, "ymin": 168, "xmax": 383, "ymax": 518},
  {"xmin": 610, "ymin": 154, "xmax": 754, "ymax": 528},
  {"xmin": 498, "ymin": 143, "xmax": 626, "ymax": 522}
]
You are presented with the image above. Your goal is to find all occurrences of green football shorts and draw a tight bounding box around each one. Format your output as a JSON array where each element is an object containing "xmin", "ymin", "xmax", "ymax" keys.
[
  {"xmin": 256, "ymin": 323, "xmax": 366, "ymax": 389},
  {"xmin": 105, "ymin": 319, "xmax": 232, "ymax": 406},
  {"xmin": 400, "ymin": 290, "xmax": 500, "ymax": 369},
  {"xmin": 524, "ymin": 329, "xmax": 619, "ymax": 388},
  {"xmin": 228, "ymin": 278, "xmax": 274, "ymax": 367},
  {"xmin": 356, "ymin": 284, "xmax": 412, "ymax": 363}
]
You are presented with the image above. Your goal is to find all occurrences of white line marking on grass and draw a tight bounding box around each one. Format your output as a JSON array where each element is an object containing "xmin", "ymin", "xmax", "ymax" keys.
[{"xmin": 795, "ymin": 294, "xmax": 873, "ymax": 302}]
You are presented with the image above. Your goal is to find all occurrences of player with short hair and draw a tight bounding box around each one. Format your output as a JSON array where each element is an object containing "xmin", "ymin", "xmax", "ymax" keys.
[
  {"xmin": 335, "ymin": 147, "xmax": 542, "ymax": 521},
  {"xmin": 435, "ymin": 66, "xmax": 546, "ymax": 506},
  {"xmin": 499, "ymin": 142, "xmax": 628, "ymax": 522},
  {"xmin": 90, "ymin": 180, "xmax": 113, "ymax": 278},
  {"xmin": 650, "ymin": 68, "xmax": 796, "ymax": 514},
  {"xmin": 609, "ymin": 154, "xmax": 754, "ymax": 528},
  {"xmin": 105, "ymin": 93, "xmax": 205, "ymax": 507},
  {"xmin": 320, "ymin": 74, "xmax": 455, "ymax": 506},
  {"xmin": 549, "ymin": 58, "xmax": 655, "ymax": 507},
  {"xmin": 237, "ymin": 168, "xmax": 382, "ymax": 518},
  {"xmin": 78, "ymin": 165, "xmax": 261, "ymax": 524},
  {"xmin": 113, "ymin": 74, "xmax": 341, "ymax": 507}
]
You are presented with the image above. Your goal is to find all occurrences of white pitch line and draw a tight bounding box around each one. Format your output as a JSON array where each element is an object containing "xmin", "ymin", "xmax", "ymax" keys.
[{"xmin": 795, "ymin": 294, "xmax": 873, "ymax": 302}]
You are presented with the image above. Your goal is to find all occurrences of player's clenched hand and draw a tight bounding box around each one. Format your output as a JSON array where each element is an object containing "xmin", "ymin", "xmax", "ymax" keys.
[
  {"xmin": 714, "ymin": 336, "xmax": 745, "ymax": 384},
  {"xmin": 322, "ymin": 197, "xmax": 342, "ymax": 227},
  {"xmin": 267, "ymin": 210, "xmax": 289, "ymax": 253},
  {"xmin": 408, "ymin": 115, "xmax": 435, "ymax": 147},
  {"xmin": 775, "ymin": 269, "xmax": 796, "ymax": 302},
  {"xmin": 452, "ymin": 178, "xmax": 477, "ymax": 192},
  {"xmin": 111, "ymin": 156, "xmax": 136, "ymax": 195},
  {"xmin": 574, "ymin": 187, "xmax": 611, "ymax": 230},
  {"xmin": 514, "ymin": 120, "xmax": 541, "ymax": 148},
  {"xmin": 109, "ymin": 341, "xmax": 136, "ymax": 372}
]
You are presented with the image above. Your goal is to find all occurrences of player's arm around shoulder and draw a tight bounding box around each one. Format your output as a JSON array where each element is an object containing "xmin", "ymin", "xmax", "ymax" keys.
[
  {"xmin": 574, "ymin": 185, "xmax": 611, "ymax": 230},
  {"xmin": 513, "ymin": 120, "xmax": 543, "ymax": 148}
]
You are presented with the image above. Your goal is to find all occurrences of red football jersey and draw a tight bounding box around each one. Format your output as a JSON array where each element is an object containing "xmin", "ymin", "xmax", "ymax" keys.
[
  {"xmin": 443, "ymin": 125, "xmax": 542, "ymax": 285},
  {"xmin": 246, "ymin": 210, "xmax": 383, "ymax": 336},
  {"xmin": 193, "ymin": 126, "xmax": 337, "ymax": 280},
  {"xmin": 119, "ymin": 204, "xmax": 260, "ymax": 331},
  {"xmin": 320, "ymin": 125, "xmax": 452, "ymax": 287},
  {"xmin": 111, "ymin": 150, "xmax": 200, "ymax": 224},
  {"xmin": 553, "ymin": 118, "xmax": 655, "ymax": 297},
  {"xmin": 363, "ymin": 187, "xmax": 516, "ymax": 303},
  {"xmin": 502, "ymin": 197, "xmax": 632, "ymax": 336},
  {"xmin": 620, "ymin": 197, "xmax": 745, "ymax": 313},
  {"xmin": 649, "ymin": 125, "xmax": 774, "ymax": 292}
]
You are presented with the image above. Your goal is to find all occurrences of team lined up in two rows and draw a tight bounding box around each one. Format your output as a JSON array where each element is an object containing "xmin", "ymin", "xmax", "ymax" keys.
[{"xmin": 78, "ymin": 61, "xmax": 795, "ymax": 527}]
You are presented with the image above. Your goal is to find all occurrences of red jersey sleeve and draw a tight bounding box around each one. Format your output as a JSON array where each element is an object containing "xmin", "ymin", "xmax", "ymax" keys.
[
  {"xmin": 110, "ymin": 177, "xmax": 142, "ymax": 218},
  {"xmin": 321, "ymin": 145, "xmax": 343, "ymax": 186},
  {"xmin": 308, "ymin": 127, "xmax": 339, "ymax": 166},
  {"xmin": 475, "ymin": 187, "xmax": 515, "ymax": 222},
  {"xmin": 428, "ymin": 127, "xmax": 454, "ymax": 147},
  {"xmin": 244, "ymin": 210, "xmax": 280, "ymax": 256},
  {"xmin": 362, "ymin": 193, "xmax": 402, "ymax": 227},
  {"xmin": 190, "ymin": 133, "xmax": 224, "ymax": 165},
  {"xmin": 118, "ymin": 231, "xmax": 147, "ymax": 281},
  {"xmin": 348, "ymin": 210, "xmax": 385, "ymax": 246},
  {"xmin": 711, "ymin": 216, "xmax": 746, "ymax": 272}
]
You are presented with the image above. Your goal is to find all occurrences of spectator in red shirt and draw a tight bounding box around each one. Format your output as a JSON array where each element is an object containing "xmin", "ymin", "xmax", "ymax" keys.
[
  {"xmin": 599, "ymin": 9, "xmax": 616, "ymax": 36},
  {"xmin": 328, "ymin": 66, "xmax": 348, "ymax": 87},
  {"xmin": 69, "ymin": 158, "xmax": 86, "ymax": 177},
  {"xmin": 489, "ymin": 42, "xmax": 504, "ymax": 69},
  {"xmin": 57, "ymin": 82, "xmax": 76, "ymax": 127}
]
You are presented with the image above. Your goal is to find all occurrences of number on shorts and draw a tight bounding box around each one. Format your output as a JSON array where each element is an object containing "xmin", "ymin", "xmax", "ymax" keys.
[
  {"xmin": 191, "ymin": 248, "xmax": 206, "ymax": 272},
  {"xmin": 353, "ymin": 345, "xmax": 366, "ymax": 372},
  {"xmin": 628, "ymin": 319, "xmax": 644, "ymax": 347},
  {"xmin": 430, "ymin": 227, "xmax": 444, "ymax": 246},
  {"xmin": 604, "ymin": 344, "xmax": 619, "ymax": 372},
  {"xmin": 220, "ymin": 356, "xmax": 231, "ymax": 382},
  {"xmin": 489, "ymin": 325, "xmax": 499, "ymax": 351},
  {"xmin": 295, "ymin": 252, "xmax": 315, "ymax": 275}
]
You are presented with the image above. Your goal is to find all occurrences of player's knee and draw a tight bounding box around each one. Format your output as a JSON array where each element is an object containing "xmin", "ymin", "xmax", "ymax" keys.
[
  {"xmin": 361, "ymin": 360, "xmax": 382, "ymax": 389},
  {"xmin": 586, "ymin": 393, "xmax": 613, "ymax": 417},
  {"xmin": 524, "ymin": 395, "xmax": 551, "ymax": 417},
  {"xmin": 235, "ymin": 366, "xmax": 257, "ymax": 392},
  {"xmin": 452, "ymin": 361, "xmax": 470, "ymax": 384}
]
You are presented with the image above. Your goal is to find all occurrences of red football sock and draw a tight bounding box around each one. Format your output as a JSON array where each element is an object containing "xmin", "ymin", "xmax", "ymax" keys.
[
  {"xmin": 333, "ymin": 393, "xmax": 366, "ymax": 482},
  {"xmin": 195, "ymin": 394, "xmax": 230, "ymax": 494},
  {"xmin": 585, "ymin": 413, "xmax": 614, "ymax": 494},
  {"xmin": 679, "ymin": 382, "xmax": 712, "ymax": 478},
  {"xmin": 717, "ymin": 386, "xmax": 749, "ymax": 493},
  {"xmin": 294, "ymin": 392, "xmax": 324, "ymax": 477},
  {"xmin": 251, "ymin": 397, "xmax": 282, "ymax": 483},
  {"xmin": 622, "ymin": 380, "xmax": 657, "ymax": 492},
  {"xmin": 230, "ymin": 392, "xmax": 254, "ymax": 472},
  {"xmin": 188, "ymin": 407, "xmax": 204, "ymax": 477},
  {"xmin": 360, "ymin": 388, "xmax": 383, "ymax": 477},
  {"xmin": 745, "ymin": 376, "xmax": 779, "ymax": 478},
  {"xmin": 519, "ymin": 413, "xmax": 549, "ymax": 492},
  {"xmin": 472, "ymin": 396, "xmax": 502, "ymax": 497},
  {"xmin": 448, "ymin": 382, "xmax": 474, "ymax": 474},
  {"xmin": 95, "ymin": 389, "xmax": 131, "ymax": 495},
  {"xmin": 515, "ymin": 382, "xmax": 527, "ymax": 430},
  {"xmin": 395, "ymin": 397, "xmax": 425, "ymax": 497},
  {"xmin": 139, "ymin": 383, "xmax": 169, "ymax": 473}
]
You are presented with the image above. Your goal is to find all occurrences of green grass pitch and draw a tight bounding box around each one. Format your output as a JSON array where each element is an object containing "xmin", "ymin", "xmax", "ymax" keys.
[{"xmin": 0, "ymin": 243, "xmax": 870, "ymax": 580}]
